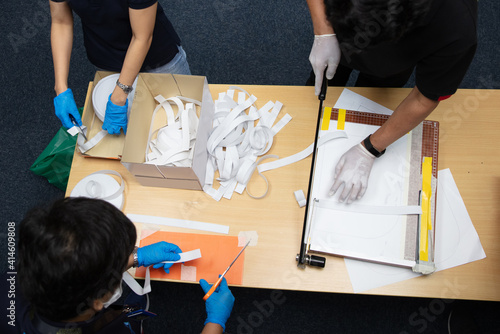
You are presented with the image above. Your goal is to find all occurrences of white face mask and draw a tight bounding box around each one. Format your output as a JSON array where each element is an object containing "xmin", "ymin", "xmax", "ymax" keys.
[{"xmin": 102, "ymin": 281, "xmax": 123, "ymax": 309}]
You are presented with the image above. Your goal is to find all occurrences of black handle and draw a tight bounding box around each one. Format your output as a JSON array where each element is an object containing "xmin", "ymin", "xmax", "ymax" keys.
[{"xmin": 318, "ymin": 70, "xmax": 328, "ymax": 101}]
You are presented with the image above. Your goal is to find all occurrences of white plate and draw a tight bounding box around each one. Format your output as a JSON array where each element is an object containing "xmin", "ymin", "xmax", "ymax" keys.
[{"xmin": 92, "ymin": 73, "xmax": 138, "ymax": 122}]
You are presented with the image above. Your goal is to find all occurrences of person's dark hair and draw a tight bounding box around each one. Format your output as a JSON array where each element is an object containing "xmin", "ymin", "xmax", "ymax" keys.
[
  {"xmin": 17, "ymin": 197, "xmax": 136, "ymax": 321},
  {"xmin": 324, "ymin": 0, "xmax": 432, "ymax": 52}
]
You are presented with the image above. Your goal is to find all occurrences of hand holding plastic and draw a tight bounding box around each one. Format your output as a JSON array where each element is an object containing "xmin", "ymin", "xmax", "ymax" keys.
[
  {"xmin": 329, "ymin": 143, "xmax": 376, "ymax": 203},
  {"xmin": 309, "ymin": 34, "xmax": 341, "ymax": 95},
  {"xmin": 102, "ymin": 94, "xmax": 128, "ymax": 135},
  {"xmin": 54, "ymin": 88, "xmax": 82, "ymax": 129},
  {"xmin": 137, "ymin": 241, "xmax": 182, "ymax": 273},
  {"xmin": 200, "ymin": 277, "xmax": 235, "ymax": 331}
]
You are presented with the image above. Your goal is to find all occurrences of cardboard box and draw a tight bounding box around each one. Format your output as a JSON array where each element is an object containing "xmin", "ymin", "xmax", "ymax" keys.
[
  {"xmin": 121, "ymin": 73, "xmax": 214, "ymax": 190},
  {"xmin": 81, "ymin": 71, "xmax": 127, "ymax": 159}
]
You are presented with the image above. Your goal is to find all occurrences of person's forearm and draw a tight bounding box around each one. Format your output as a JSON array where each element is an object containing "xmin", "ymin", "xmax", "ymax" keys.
[
  {"xmin": 110, "ymin": 35, "xmax": 152, "ymax": 105},
  {"xmin": 370, "ymin": 86, "xmax": 439, "ymax": 151},
  {"xmin": 50, "ymin": 2, "xmax": 74, "ymax": 95},
  {"xmin": 111, "ymin": 5, "xmax": 156, "ymax": 106},
  {"xmin": 306, "ymin": 0, "xmax": 334, "ymax": 35},
  {"xmin": 201, "ymin": 323, "xmax": 224, "ymax": 334}
]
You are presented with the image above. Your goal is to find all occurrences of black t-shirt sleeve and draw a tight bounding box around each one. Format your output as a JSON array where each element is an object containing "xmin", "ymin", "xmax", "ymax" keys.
[
  {"xmin": 416, "ymin": 42, "xmax": 477, "ymax": 101},
  {"xmin": 128, "ymin": 0, "xmax": 157, "ymax": 10}
]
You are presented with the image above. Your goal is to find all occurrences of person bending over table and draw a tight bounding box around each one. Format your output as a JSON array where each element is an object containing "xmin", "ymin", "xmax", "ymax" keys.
[
  {"xmin": 16, "ymin": 197, "xmax": 234, "ymax": 334},
  {"xmin": 306, "ymin": 0, "xmax": 477, "ymax": 203},
  {"xmin": 50, "ymin": 0, "xmax": 191, "ymax": 135}
]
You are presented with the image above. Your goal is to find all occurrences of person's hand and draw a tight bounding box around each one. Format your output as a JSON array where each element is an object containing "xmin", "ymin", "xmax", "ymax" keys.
[
  {"xmin": 54, "ymin": 88, "xmax": 82, "ymax": 129},
  {"xmin": 329, "ymin": 143, "xmax": 376, "ymax": 203},
  {"xmin": 102, "ymin": 94, "xmax": 128, "ymax": 135},
  {"xmin": 309, "ymin": 34, "xmax": 341, "ymax": 95},
  {"xmin": 137, "ymin": 241, "xmax": 182, "ymax": 273},
  {"xmin": 200, "ymin": 277, "xmax": 235, "ymax": 331}
]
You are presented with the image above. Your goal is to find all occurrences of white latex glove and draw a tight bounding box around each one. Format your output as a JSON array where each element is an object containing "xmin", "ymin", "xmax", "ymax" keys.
[
  {"xmin": 329, "ymin": 143, "xmax": 376, "ymax": 203},
  {"xmin": 309, "ymin": 34, "xmax": 341, "ymax": 95}
]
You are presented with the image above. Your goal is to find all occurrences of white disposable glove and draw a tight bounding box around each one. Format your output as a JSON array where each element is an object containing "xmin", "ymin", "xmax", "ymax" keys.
[
  {"xmin": 329, "ymin": 143, "xmax": 376, "ymax": 203},
  {"xmin": 309, "ymin": 34, "xmax": 341, "ymax": 95}
]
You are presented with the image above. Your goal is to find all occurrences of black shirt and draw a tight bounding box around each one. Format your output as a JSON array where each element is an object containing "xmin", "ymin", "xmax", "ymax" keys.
[
  {"xmin": 338, "ymin": 0, "xmax": 477, "ymax": 101},
  {"xmin": 51, "ymin": 0, "xmax": 181, "ymax": 71}
]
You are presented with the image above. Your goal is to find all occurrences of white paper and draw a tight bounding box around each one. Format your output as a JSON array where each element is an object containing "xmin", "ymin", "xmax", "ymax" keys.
[
  {"xmin": 309, "ymin": 121, "xmax": 412, "ymax": 264},
  {"xmin": 334, "ymin": 89, "xmax": 393, "ymax": 115},
  {"xmin": 345, "ymin": 168, "xmax": 486, "ymax": 293}
]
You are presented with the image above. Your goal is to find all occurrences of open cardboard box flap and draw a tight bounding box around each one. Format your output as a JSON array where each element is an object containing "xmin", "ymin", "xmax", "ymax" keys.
[{"xmin": 81, "ymin": 71, "xmax": 126, "ymax": 159}]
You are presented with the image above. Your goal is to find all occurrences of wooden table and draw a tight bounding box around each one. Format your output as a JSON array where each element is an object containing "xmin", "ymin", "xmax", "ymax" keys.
[{"xmin": 66, "ymin": 84, "xmax": 500, "ymax": 301}]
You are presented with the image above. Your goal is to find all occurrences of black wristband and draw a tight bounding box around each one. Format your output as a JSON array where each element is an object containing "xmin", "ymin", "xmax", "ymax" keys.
[{"xmin": 363, "ymin": 134, "xmax": 386, "ymax": 158}]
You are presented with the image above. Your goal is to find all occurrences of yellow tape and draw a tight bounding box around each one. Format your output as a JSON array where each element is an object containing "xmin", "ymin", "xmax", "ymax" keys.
[
  {"xmin": 337, "ymin": 109, "xmax": 346, "ymax": 130},
  {"xmin": 321, "ymin": 107, "xmax": 332, "ymax": 131},
  {"xmin": 419, "ymin": 157, "xmax": 432, "ymax": 262}
]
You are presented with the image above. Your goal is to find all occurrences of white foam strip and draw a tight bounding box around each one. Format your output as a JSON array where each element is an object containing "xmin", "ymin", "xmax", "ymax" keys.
[
  {"xmin": 271, "ymin": 113, "xmax": 292, "ymax": 135},
  {"xmin": 127, "ymin": 214, "xmax": 229, "ymax": 234},
  {"xmin": 315, "ymin": 199, "xmax": 422, "ymax": 215},
  {"xmin": 67, "ymin": 126, "xmax": 80, "ymax": 136},
  {"xmin": 123, "ymin": 268, "xmax": 151, "ymax": 295},
  {"xmin": 257, "ymin": 131, "xmax": 348, "ymax": 173},
  {"xmin": 77, "ymin": 129, "xmax": 108, "ymax": 153},
  {"xmin": 161, "ymin": 249, "xmax": 202, "ymax": 264},
  {"xmin": 294, "ymin": 190, "xmax": 307, "ymax": 208}
]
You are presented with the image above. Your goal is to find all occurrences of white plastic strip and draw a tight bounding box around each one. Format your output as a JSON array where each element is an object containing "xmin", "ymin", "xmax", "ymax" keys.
[
  {"xmin": 127, "ymin": 214, "xmax": 229, "ymax": 234},
  {"xmin": 161, "ymin": 249, "xmax": 202, "ymax": 264},
  {"xmin": 316, "ymin": 199, "xmax": 423, "ymax": 215},
  {"xmin": 123, "ymin": 268, "xmax": 151, "ymax": 295}
]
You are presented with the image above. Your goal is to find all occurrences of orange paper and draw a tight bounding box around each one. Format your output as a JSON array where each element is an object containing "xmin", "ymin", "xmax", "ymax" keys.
[{"xmin": 135, "ymin": 231, "xmax": 245, "ymax": 285}]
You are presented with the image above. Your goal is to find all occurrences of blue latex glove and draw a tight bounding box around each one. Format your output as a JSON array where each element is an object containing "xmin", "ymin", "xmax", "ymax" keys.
[
  {"xmin": 137, "ymin": 241, "xmax": 182, "ymax": 273},
  {"xmin": 200, "ymin": 276, "xmax": 235, "ymax": 331},
  {"xmin": 54, "ymin": 88, "xmax": 82, "ymax": 129},
  {"xmin": 102, "ymin": 94, "xmax": 128, "ymax": 135}
]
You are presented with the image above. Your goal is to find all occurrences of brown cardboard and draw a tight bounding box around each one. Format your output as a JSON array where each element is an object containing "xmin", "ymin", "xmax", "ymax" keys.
[
  {"xmin": 81, "ymin": 71, "xmax": 127, "ymax": 159},
  {"xmin": 121, "ymin": 73, "xmax": 214, "ymax": 190}
]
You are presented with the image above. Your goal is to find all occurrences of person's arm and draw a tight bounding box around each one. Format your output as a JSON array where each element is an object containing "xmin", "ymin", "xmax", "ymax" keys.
[
  {"xmin": 201, "ymin": 323, "xmax": 224, "ymax": 334},
  {"xmin": 306, "ymin": 0, "xmax": 334, "ymax": 35},
  {"xmin": 110, "ymin": 4, "xmax": 157, "ymax": 106},
  {"xmin": 306, "ymin": 0, "xmax": 340, "ymax": 95},
  {"xmin": 329, "ymin": 86, "xmax": 439, "ymax": 203},
  {"xmin": 50, "ymin": 1, "xmax": 73, "ymax": 95},
  {"xmin": 369, "ymin": 86, "xmax": 439, "ymax": 152},
  {"xmin": 125, "ymin": 242, "xmax": 182, "ymax": 272}
]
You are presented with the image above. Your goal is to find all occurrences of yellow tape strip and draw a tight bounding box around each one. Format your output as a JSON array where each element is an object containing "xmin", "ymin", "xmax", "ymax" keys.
[
  {"xmin": 321, "ymin": 107, "xmax": 332, "ymax": 131},
  {"xmin": 419, "ymin": 157, "xmax": 433, "ymax": 262},
  {"xmin": 337, "ymin": 109, "xmax": 346, "ymax": 130}
]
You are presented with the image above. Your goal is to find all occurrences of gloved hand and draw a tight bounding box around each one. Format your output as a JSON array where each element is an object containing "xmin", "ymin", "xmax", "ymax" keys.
[
  {"xmin": 329, "ymin": 143, "xmax": 376, "ymax": 203},
  {"xmin": 309, "ymin": 34, "xmax": 341, "ymax": 95},
  {"xmin": 200, "ymin": 276, "xmax": 235, "ymax": 331},
  {"xmin": 102, "ymin": 94, "xmax": 128, "ymax": 135},
  {"xmin": 54, "ymin": 88, "xmax": 82, "ymax": 129},
  {"xmin": 137, "ymin": 241, "xmax": 182, "ymax": 273}
]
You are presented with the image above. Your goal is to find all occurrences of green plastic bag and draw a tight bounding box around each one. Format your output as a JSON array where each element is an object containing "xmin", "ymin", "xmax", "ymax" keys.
[{"xmin": 30, "ymin": 109, "xmax": 82, "ymax": 190}]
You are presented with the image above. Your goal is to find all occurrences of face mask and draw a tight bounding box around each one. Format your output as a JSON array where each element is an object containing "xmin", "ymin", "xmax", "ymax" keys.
[{"xmin": 102, "ymin": 281, "xmax": 123, "ymax": 308}]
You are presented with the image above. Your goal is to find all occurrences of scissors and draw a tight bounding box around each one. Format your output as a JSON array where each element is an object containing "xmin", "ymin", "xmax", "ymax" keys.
[{"xmin": 202, "ymin": 240, "xmax": 250, "ymax": 301}]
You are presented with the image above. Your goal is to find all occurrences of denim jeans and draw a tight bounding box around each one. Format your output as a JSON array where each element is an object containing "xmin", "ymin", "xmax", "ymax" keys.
[{"xmin": 146, "ymin": 46, "xmax": 191, "ymax": 75}]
